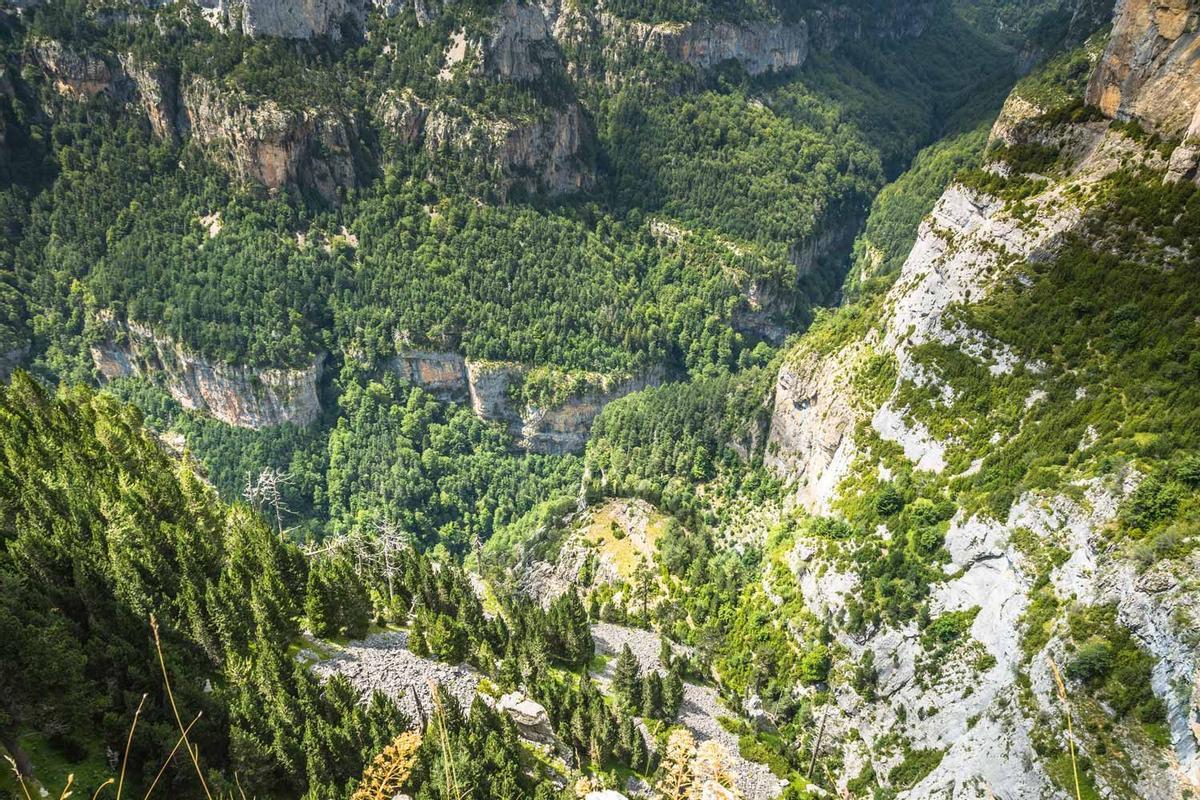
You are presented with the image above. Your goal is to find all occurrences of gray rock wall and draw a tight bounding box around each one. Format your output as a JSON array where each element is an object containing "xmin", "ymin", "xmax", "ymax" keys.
[{"xmin": 91, "ymin": 318, "xmax": 324, "ymax": 428}]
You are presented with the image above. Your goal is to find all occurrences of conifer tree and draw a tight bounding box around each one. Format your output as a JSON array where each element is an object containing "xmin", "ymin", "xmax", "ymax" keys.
[
  {"xmin": 663, "ymin": 668, "xmax": 685, "ymax": 720},
  {"xmin": 305, "ymin": 559, "xmax": 336, "ymax": 638},
  {"xmin": 628, "ymin": 724, "xmax": 649, "ymax": 773},
  {"xmin": 331, "ymin": 553, "xmax": 373, "ymax": 638},
  {"xmin": 643, "ymin": 670, "xmax": 664, "ymax": 720},
  {"xmin": 613, "ymin": 643, "xmax": 643, "ymax": 711},
  {"xmin": 410, "ymin": 611, "xmax": 430, "ymax": 657}
]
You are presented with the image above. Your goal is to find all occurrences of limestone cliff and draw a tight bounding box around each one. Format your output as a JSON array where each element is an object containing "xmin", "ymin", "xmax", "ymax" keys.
[
  {"xmin": 387, "ymin": 351, "xmax": 658, "ymax": 454},
  {"xmin": 790, "ymin": 478, "xmax": 1200, "ymax": 798},
  {"xmin": 379, "ymin": 93, "xmax": 595, "ymax": 198},
  {"xmin": 191, "ymin": 0, "xmax": 364, "ymax": 39},
  {"xmin": 484, "ymin": 0, "xmax": 561, "ymax": 81},
  {"xmin": 91, "ymin": 317, "xmax": 323, "ymax": 428},
  {"xmin": 181, "ymin": 76, "xmax": 358, "ymax": 202},
  {"xmin": 504, "ymin": 0, "xmax": 932, "ymax": 83},
  {"xmin": 388, "ymin": 349, "xmax": 469, "ymax": 402},
  {"xmin": 595, "ymin": 14, "xmax": 811, "ymax": 76},
  {"xmin": 30, "ymin": 38, "xmax": 114, "ymax": 99},
  {"xmin": 120, "ymin": 54, "xmax": 182, "ymax": 142},
  {"xmin": 761, "ymin": 3, "xmax": 1200, "ymax": 792},
  {"xmin": 467, "ymin": 361, "xmax": 663, "ymax": 455},
  {"xmin": 1086, "ymin": 0, "xmax": 1200, "ymax": 137}
]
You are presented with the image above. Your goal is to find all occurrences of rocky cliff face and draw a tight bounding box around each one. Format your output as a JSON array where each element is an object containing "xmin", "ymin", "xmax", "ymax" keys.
[
  {"xmin": 181, "ymin": 77, "xmax": 358, "ymax": 202},
  {"xmin": 120, "ymin": 54, "xmax": 182, "ymax": 142},
  {"xmin": 421, "ymin": 101, "xmax": 594, "ymax": 198},
  {"xmin": 1086, "ymin": 0, "xmax": 1200, "ymax": 137},
  {"xmin": 91, "ymin": 317, "xmax": 324, "ymax": 428},
  {"xmin": 191, "ymin": 0, "xmax": 364, "ymax": 39},
  {"xmin": 377, "ymin": 90, "xmax": 594, "ymax": 198},
  {"xmin": 389, "ymin": 349, "xmax": 469, "ymax": 402},
  {"xmin": 789, "ymin": 477, "xmax": 1199, "ymax": 798},
  {"xmin": 467, "ymin": 361, "xmax": 663, "ymax": 455},
  {"xmin": 387, "ymin": 351, "xmax": 658, "ymax": 454},
  {"xmin": 485, "ymin": 0, "xmax": 561, "ymax": 81},
  {"xmin": 31, "ymin": 38, "xmax": 115, "ymax": 99},
  {"xmin": 597, "ymin": 14, "xmax": 810, "ymax": 76},
  {"xmin": 492, "ymin": 0, "xmax": 933, "ymax": 83}
]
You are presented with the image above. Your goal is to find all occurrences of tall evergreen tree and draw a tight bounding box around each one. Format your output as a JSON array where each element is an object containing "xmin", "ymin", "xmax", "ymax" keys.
[
  {"xmin": 663, "ymin": 668, "xmax": 685, "ymax": 720},
  {"xmin": 613, "ymin": 644, "xmax": 643, "ymax": 712},
  {"xmin": 642, "ymin": 670, "xmax": 664, "ymax": 720}
]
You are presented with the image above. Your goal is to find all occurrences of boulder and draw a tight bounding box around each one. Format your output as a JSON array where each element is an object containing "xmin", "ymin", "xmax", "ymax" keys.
[{"xmin": 496, "ymin": 691, "xmax": 557, "ymax": 746}]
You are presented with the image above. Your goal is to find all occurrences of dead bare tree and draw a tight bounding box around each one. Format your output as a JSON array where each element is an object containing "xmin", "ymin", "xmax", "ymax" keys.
[
  {"xmin": 375, "ymin": 519, "xmax": 412, "ymax": 606},
  {"xmin": 243, "ymin": 467, "xmax": 291, "ymax": 536}
]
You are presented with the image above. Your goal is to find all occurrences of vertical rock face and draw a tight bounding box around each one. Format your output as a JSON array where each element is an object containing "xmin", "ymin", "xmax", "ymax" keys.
[
  {"xmin": 376, "ymin": 89, "xmax": 429, "ymax": 147},
  {"xmin": 1085, "ymin": 0, "xmax": 1200, "ymax": 136},
  {"xmin": 386, "ymin": 352, "xmax": 659, "ymax": 453},
  {"xmin": 192, "ymin": 0, "xmax": 363, "ymax": 39},
  {"xmin": 389, "ymin": 350, "xmax": 469, "ymax": 402},
  {"xmin": 516, "ymin": 371, "xmax": 662, "ymax": 455},
  {"xmin": 485, "ymin": 0, "xmax": 559, "ymax": 81},
  {"xmin": 417, "ymin": 101, "xmax": 595, "ymax": 199},
  {"xmin": 611, "ymin": 17, "xmax": 811, "ymax": 76},
  {"xmin": 30, "ymin": 39, "xmax": 114, "ymax": 99},
  {"xmin": 90, "ymin": 318, "xmax": 324, "ymax": 428},
  {"xmin": 764, "ymin": 347, "xmax": 862, "ymax": 512},
  {"xmin": 120, "ymin": 54, "xmax": 181, "ymax": 142},
  {"xmin": 1166, "ymin": 102, "xmax": 1200, "ymax": 183},
  {"xmin": 576, "ymin": 0, "xmax": 931, "ymax": 78},
  {"xmin": 181, "ymin": 77, "xmax": 358, "ymax": 202},
  {"xmin": 762, "ymin": 0, "xmax": 1200, "ymax": 788}
]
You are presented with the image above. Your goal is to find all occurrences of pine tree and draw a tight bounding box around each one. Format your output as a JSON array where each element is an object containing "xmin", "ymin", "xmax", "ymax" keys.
[
  {"xmin": 409, "ymin": 611, "xmax": 430, "ymax": 657},
  {"xmin": 632, "ymin": 558, "xmax": 654, "ymax": 621},
  {"xmin": 642, "ymin": 670, "xmax": 664, "ymax": 720},
  {"xmin": 331, "ymin": 553, "xmax": 373, "ymax": 639},
  {"xmin": 628, "ymin": 724, "xmax": 649, "ymax": 773},
  {"xmin": 305, "ymin": 559, "xmax": 336, "ymax": 638},
  {"xmin": 663, "ymin": 668, "xmax": 684, "ymax": 720},
  {"xmin": 613, "ymin": 643, "xmax": 642, "ymax": 712}
]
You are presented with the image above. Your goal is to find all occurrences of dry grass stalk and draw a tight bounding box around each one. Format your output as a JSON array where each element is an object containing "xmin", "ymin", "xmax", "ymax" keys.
[
  {"xmin": 1049, "ymin": 657, "xmax": 1083, "ymax": 800},
  {"xmin": 6, "ymin": 617, "xmax": 226, "ymax": 800},
  {"xmin": 116, "ymin": 694, "xmax": 148, "ymax": 800},
  {"xmin": 5, "ymin": 755, "xmax": 35, "ymax": 800},
  {"xmin": 430, "ymin": 682, "xmax": 467, "ymax": 800},
  {"xmin": 142, "ymin": 712, "xmax": 203, "ymax": 800},
  {"xmin": 150, "ymin": 614, "xmax": 214, "ymax": 800}
]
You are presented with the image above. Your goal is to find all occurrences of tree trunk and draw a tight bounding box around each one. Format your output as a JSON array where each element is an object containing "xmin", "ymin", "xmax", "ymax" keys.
[{"xmin": 1, "ymin": 731, "xmax": 34, "ymax": 778}]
